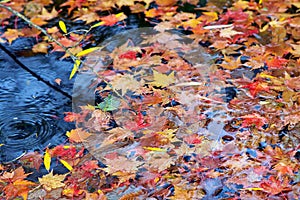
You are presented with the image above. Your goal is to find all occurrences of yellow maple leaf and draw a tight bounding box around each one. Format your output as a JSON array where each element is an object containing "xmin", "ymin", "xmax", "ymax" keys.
[
  {"xmin": 219, "ymin": 27, "xmax": 243, "ymax": 38},
  {"xmin": 38, "ymin": 171, "xmax": 67, "ymax": 191},
  {"xmin": 151, "ymin": 70, "xmax": 175, "ymax": 88}
]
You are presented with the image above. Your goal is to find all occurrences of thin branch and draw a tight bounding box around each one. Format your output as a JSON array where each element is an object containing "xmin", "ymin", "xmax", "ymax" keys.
[{"xmin": 0, "ymin": 3, "xmax": 78, "ymax": 63}]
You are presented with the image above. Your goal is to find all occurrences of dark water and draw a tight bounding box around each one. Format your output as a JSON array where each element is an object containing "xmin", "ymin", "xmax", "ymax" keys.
[{"xmin": 0, "ymin": 41, "xmax": 74, "ymax": 163}]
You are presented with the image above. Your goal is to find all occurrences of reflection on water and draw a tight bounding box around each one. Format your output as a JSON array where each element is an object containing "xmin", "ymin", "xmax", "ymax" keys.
[{"xmin": 0, "ymin": 47, "xmax": 74, "ymax": 163}]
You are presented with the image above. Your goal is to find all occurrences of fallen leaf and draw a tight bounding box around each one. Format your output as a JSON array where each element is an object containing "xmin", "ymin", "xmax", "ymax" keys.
[
  {"xmin": 66, "ymin": 128, "xmax": 92, "ymax": 143},
  {"xmin": 38, "ymin": 171, "xmax": 67, "ymax": 191},
  {"xmin": 151, "ymin": 70, "xmax": 175, "ymax": 88}
]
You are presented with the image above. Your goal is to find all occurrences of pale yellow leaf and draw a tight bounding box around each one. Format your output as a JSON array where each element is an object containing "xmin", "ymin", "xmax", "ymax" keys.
[{"xmin": 151, "ymin": 70, "xmax": 175, "ymax": 88}]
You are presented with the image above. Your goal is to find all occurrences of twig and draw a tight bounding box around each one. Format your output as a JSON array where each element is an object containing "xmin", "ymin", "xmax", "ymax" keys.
[
  {"xmin": 0, "ymin": 3, "xmax": 127, "ymax": 104},
  {"xmin": 0, "ymin": 3, "xmax": 78, "ymax": 63}
]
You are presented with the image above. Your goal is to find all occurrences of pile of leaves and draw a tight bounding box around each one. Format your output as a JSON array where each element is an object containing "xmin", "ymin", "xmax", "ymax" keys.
[{"xmin": 0, "ymin": 0, "xmax": 300, "ymax": 199}]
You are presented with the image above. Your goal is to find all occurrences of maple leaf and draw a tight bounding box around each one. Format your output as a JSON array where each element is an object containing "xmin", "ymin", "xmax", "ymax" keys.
[
  {"xmin": 150, "ymin": 70, "xmax": 175, "ymax": 88},
  {"xmin": 156, "ymin": 0, "xmax": 177, "ymax": 7},
  {"xmin": 32, "ymin": 42, "xmax": 49, "ymax": 54},
  {"xmin": 61, "ymin": 0, "xmax": 90, "ymax": 14},
  {"xmin": 104, "ymin": 156, "xmax": 143, "ymax": 174},
  {"xmin": 20, "ymin": 151, "xmax": 43, "ymax": 171},
  {"xmin": 219, "ymin": 26, "xmax": 243, "ymax": 38},
  {"xmin": 73, "ymin": 8, "xmax": 100, "ymax": 24},
  {"xmin": 110, "ymin": 74, "xmax": 143, "ymax": 95},
  {"xmin": 273, "ymin": 162, "xmax": 294, "ymax": 177},
  {"xmin": 0, "ymin": 167, "xmax": 35, "ymax": 200},
  {"xmin": 1, "ymin": 29, "xmax": 24, "ymax": 44},
  {"xmin": 260, "ymin": 176, "xmax": 291, "ymax": 195},
  {"xmin": 80, "ymin": 160, "xmax": 99, "ymax": 171},
  {"xmin": 265, "ymin": 56, "xmax": 289, "ymax": 69},
  {"xmin": 218, "ymin": 55, "xmax": 242, "ymax": 70},
  {"xmin": 38, "ymin": 171, "xmax": 67, "ymax": 191},
  {"xmin": 66, "ymin": 128, "xmax": 92, "ymax": 143},
  {"xmin": 145, "ymin": 152, "xmax": 175, "ymax": 172},
  {"xmin": 95, "ymin": 13, "xmax": 127, "ymax": 27},
  {"xmin": 242, "ymin": 80, "xmax": 269, "ymax": 97},
  {"xmin": 240, "ymin": 113, "xmax": 267, "ymax": 129}
]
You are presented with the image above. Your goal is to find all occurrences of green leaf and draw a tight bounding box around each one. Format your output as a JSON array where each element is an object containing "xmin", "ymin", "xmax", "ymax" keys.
[
  {"xmin": 69, "ymin": 59, "xmax": 81, "ymax": 79},
  {"xmin": 59, "ymin": 20, "xmax": 67, "ymax": 34},
  {"xmin": 76, "ymin": 47, "xmax": 101, "ymax": 57},
  {"xmin": 96, "ymin": 95, "xmax": 120, "ymax": 111}
]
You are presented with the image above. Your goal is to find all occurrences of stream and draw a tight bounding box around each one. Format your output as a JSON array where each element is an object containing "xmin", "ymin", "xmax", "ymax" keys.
[{"xmin": 0, "ymin": 40, "xmax": 74, "ymax": 163}]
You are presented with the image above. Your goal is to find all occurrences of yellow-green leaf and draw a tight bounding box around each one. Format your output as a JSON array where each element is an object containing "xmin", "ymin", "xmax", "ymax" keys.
[
  {"xmin": 76, "ymin": 47, "xmax": 101, "ymax": 57},
  {"xmin": 59, "ymin": 159, "xmax": 73, "ymax": 171},
  {"xmin": 44, "ymin": 149, "xmax": 51, "ymax": 171},
  {"xmin": 91, "ymin": 21, "xmax": 105, "ymax": 29},
  {"xmin": 69, "ymin": 59, "xmax": 81, "ymax": 79},
  {"xmin": 242, "ymin": 187, "xmax": 264, "ymax": 191},
  {"xmin": 143, "ymin": 147, "xmax": 167, "ymax": 152},
  {"xmin": 59, "ymin": 20, "xmax": 67, "ymax": 34}
]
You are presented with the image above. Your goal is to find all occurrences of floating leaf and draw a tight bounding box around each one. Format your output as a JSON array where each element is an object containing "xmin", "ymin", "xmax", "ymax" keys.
[
  {"xmin": 44, "ymin": 149, "xmax": 51, "ymax": 171},
  {"xmin": 69, "ymin": 59, "xmax": 81, "ymax": 79},
  {"xmin": 38, "ymin": 171, "xmax": 67, "ymax": 191},
  {"xmin": 59, "ymin": 159, "xmax": 73, "ymax": 171},
  {"xmin": 96, "ymin": 95, "xmax": 120, "ymax": 111},
  {"xmin": 58, "ymin": 20, "xmax": 67, "ymax": 34},
  {"xmin": 66, "ymin": 128, "xmax": 92, "ymax": 143},
  {"xmin": 151, "ymin": 70, "xmax": 175, "ymax": 88},
  {"xmin": 76, "ymin": 47, "xmax": 101, "ymax": 57},
  {"xmin": 143, "ymin": 147, "xmax": 167, "ymax": 152}
]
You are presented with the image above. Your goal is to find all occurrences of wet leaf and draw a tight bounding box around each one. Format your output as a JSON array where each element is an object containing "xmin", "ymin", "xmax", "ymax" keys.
[
  {"xmin": 59, "ymin": 159, "xmax": 73, "ymax": 171},
  {"xmin": 69, "ymin": 59, "xmax": 81, "ymax": 79},
  {"xmin": 96, "ymin": 95, "xmax": 120, "ymax": 111},
  {"xmin": 151, "ymin": 70, "xmax": 175, "ymax": 88},
  {"xmin": 44, "ymin": 149, "xmax": 51, "ymax": 171},
  {"xmin": 38, "ymin": 171, "xmax": 67, "ymax": 191},
  {"xmin": 66, "ymin": 128, "xmax": 92, "ymax": 143}
]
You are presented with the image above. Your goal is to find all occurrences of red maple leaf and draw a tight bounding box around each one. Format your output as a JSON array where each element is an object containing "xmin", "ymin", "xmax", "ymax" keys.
[
  {"xmin": 240, "ymin": 113, "xmax": 267, "ymax": 129},
  {"xmin": 119, "ymin": 50, "xmax": 137, "ymax": 60},
  {"xmin": 266, "ymin": 57, "xmax": 289, "ymax": 69},
  {"xmin": 260, "ymin": 176, "xmax": 291, "ymax": 195},
  {"xmin": 242, "ymin": 81, "xmax": 269, "ymax": 97}
]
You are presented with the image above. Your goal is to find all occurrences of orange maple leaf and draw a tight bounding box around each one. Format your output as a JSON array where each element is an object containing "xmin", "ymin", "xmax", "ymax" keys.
[
  {"xmin": 66, "ymin": 128, "xmax": 92, "ymax": 143},
  {"xmin": 242, "ymin": 81, "xmax": 269, "ymax": 97},
  {"xmin": 266, "ymin": 56, "xmax": 289, "ymax": 69},
  {"xmin": 1, "ymin": 29, "xmax": 24, "ymax": 44}
]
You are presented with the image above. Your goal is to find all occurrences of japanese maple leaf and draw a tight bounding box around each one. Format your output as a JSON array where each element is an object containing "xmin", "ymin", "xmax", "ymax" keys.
[
  {"xmin": 240, "ymin": 113, "xmax": 267, "ymax": 129},
  {"xmin": 97, "ymin": 13, "xmax": 127, "ymax": 26},
  {"xmin": 38, "ymin": 171, "xmax": 67, "ymax": 191},
  {"xmin": 242, "ymin": 81, "xmax": 269, "ymax": 97},
  {"xmin": 61, "ymin": 0, "xmax": 90, "ymax": 15},
  {"xmin": 266, "ymin": 57, "xmax": 289, "ymax": 69},
  {"xmin": 1, "ymin": 29, "xmax": 24, "ymax": 44},
  {"xmin": 0, "ymin": 167, "xmax": 36, "ymax": 200},
  {"xmin": 151, "ymin": 70, "xmax": 175, "ymax": 88},
  {"xmin": 66, "ymin": 128, "xmax": 92, "ymax": 143},
  {"xmin": 260, "ymin": 176, "xmax": 291, "ymax": 195}
]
